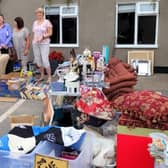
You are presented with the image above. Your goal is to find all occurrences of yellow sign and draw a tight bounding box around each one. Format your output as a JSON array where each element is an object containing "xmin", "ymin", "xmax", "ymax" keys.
[{"xmin": 34, "ymin": 154, "xmax": 68, "ymax": 168}]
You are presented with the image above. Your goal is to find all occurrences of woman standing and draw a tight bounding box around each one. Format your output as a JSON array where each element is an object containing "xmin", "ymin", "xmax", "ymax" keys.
[
  {"xmin": 0, "ymin": 14, "xmax": 12, "ymax": 51},
  {"xmin": 0, "ymin": 13, "xmax": 14, "ymax": 73},
  {"xmin": 32, "ymin": 7, "xmax": 53, "ymax": 83},
  {"xmin": 13, "ymin": 17, "xmax": 30, "ymax": 70}
]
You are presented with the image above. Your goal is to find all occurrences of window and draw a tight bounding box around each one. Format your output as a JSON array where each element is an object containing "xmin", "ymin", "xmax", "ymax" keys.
[
  {"xmin": 45, "ymin": 5, "xmax": 79, "ymax": 47},
  {"xmin": 116, "ymin": 2, "xmax": 159, "ymax": 48}
]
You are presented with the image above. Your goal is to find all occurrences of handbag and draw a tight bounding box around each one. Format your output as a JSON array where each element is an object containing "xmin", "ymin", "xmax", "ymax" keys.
[{"xmin": 8, "ymin": 47, "xmax": 17, "ymax": 61}]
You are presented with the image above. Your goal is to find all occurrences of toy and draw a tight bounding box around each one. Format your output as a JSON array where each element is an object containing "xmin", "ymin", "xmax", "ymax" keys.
[
  {"xmin": 64, "ymin": 71, "xmax": 80, "ymax": 94},
  {"xmin": 69, "ymin": 48, "xmax": 78, "ymax": 73},
  {"xmin": 96, "ymin": 56, "xmax": 105, "ymax": 71},
  {"xmin": 83, "ymin": 48, "xmax": 91, "ymax": 57}
]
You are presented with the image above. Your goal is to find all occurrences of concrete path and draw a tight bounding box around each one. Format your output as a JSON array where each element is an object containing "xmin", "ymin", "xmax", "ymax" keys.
[
  {"xmin": 0, "ymin": 73, "xmax": 168, "ymax": 136},
  {"xmin": 0, "ymin": 99, "xmax": 44, "ymax": 136}
]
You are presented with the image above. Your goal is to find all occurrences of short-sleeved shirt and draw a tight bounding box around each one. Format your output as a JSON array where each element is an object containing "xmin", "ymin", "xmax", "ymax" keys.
[
  {"xmin": 32, "ymin": 19, "xmax": 52, "ymax": 44},
  {"xmin": 13, "ymin": 27, "xmax": 29, "ymax": 58}
]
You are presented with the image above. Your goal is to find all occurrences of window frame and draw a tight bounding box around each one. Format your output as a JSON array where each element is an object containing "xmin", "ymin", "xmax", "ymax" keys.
[
  {"xmin": 115, "ymin": 1, "xmax": 159, "ymax": 48},
  {"xmin": 44, "ymin": 4, "xmax": 79, "ymax": 48}
]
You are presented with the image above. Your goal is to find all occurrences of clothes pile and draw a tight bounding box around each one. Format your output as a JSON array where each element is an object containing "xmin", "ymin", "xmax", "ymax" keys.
[
  {"xmin": 0, "ymin": 125, "xmax": 85, "ymax": 154},
  {"xmin": 103, "ymin": 57, "xmax": 137, "ymax": 101}
]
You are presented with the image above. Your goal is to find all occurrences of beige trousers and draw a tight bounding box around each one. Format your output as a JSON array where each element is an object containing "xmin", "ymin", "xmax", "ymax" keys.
[{"xmin": 0, "ymin": 54, "xmax": 9, "ymax": 76}]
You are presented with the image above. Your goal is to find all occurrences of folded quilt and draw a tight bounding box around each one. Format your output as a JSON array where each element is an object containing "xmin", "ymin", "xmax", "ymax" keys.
[{"xmin": 0, "ymin": 125, "xmax": 85, "ymax": 154}]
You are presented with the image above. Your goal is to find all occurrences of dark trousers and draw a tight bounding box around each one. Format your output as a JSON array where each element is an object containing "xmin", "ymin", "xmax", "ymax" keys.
[{"xmin": 5, "ymin": 60, "xmax": 14, "ymax": 74}]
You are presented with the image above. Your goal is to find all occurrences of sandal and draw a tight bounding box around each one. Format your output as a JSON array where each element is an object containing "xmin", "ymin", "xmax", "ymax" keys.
[
  {"xmin": 37, "ymin": 77, "xmax": 44, "ymax": 83},
  {"xmin": 46, "ymin": 77, "xmax": 52, "ymax": 83}
]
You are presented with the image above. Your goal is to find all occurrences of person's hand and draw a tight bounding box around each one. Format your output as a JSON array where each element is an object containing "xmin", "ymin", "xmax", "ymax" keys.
[
  {"xmin": 24, "ymin": 49, "xmax": 29, "ymax": 56},
  {"xmin": 37, "ymin": 36, "xmax": 44, "ymax": 43},
  {"xmin": 1, "ymin": 44, "xmax": 8, "ymax": 49}
]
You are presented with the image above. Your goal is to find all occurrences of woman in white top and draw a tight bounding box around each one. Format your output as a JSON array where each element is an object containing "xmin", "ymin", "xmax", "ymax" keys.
[
  {"xmin": 13, "ymin": 17, "xmax": 30, "ymax": 70},
  {"xmin": 32, "ymin": 7, "xmax": 53, "ymax": 83}
]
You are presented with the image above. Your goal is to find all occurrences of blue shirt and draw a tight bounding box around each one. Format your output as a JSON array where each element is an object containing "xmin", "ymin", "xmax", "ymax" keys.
[{"xmin": 0, "ymin": 23, "xmax": 12, "ymax": 48}]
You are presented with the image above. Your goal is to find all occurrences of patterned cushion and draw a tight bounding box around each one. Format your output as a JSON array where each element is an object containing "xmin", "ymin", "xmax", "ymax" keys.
[
  {"xmin": 119, "ymin": 114, "xmax": 168, "ymax": 130},
  {"xmin": 76, "ymin": 87, "xmax": 115, "ymax": 120},
  {"xmin": 112, "ymin": 90, "xmax": 168, "ymax": 124}
]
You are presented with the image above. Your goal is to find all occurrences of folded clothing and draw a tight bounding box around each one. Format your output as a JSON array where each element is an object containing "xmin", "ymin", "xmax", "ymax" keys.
[{"xmin": 61, "ymin": 147, "xmax": 80, "ymax": 160}]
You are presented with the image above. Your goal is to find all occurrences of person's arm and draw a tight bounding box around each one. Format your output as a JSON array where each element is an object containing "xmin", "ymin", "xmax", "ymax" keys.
[
  {"xmin": 43, "ymin": 20, "xmax": 53, "ymax": 39},
  {"xmin": 24, "ymin": 33, "xmax": 31, "ymax": 56},
  {"xmin": 43, "ymin": 26, "xmax": 52, "ymax": 40},
  {"xmin": 4, "ymin": 24, "xmax": 12, "ymax": 48}
]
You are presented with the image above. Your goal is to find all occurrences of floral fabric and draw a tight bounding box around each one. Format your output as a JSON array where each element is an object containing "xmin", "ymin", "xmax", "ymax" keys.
[
  {"xmin": 112, "ymin": 90, "xmax": 168, "ymax": 127},
  {"xmin": 49, "ymin": 51, "xmax": 64, "ymax": 63},
  {"xmin": 76, "ymin": 87, "xmax": 115, "ymax": 120}
]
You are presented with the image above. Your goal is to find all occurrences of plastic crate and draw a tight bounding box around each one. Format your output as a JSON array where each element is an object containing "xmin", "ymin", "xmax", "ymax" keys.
[
  {"xmin": 0, "ymin": 135, "xmax": 92, "ymax": 168},
  {"xmin": 0, "ymin": 141, "xmax": 59, "ymax": 168},
  {"xmin": 35, "ymin": 137, "xmax": 92, "ymax": 168}
]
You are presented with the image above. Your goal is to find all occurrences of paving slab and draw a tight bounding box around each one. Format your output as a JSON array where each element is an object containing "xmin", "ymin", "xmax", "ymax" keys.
[{"xmin": 0, "ymin": 99, "xmax": 44, "ymax": 136}]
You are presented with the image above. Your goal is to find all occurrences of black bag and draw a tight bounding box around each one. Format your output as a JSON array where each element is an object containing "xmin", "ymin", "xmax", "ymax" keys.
[
  {"xmin": 5, "ymin": 47, "xmax": 18, "ymax": 74},
  {"xmin": 8, "ymin": 47, "xmax": 17, "ymax": 61}
]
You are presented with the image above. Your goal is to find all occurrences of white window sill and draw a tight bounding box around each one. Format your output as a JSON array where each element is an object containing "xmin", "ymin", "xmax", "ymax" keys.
[
  {"xmin": 50, "ymin": 44, "xmax": 79, "ymax": 48},
  {"xmin": 115, "ymin": 44, "xmax": 158, "ymax": 49}
]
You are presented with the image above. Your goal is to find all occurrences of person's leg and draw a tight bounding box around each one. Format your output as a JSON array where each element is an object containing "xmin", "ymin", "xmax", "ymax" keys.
[
  {"xmin": 40, "ymin": 44, "xmax": 51, "ymax": 82},
  {"xmin": 32, "ymin": 44, "xmax": 44, "ymax": 80},
  {"xmin": 21, "ymin": 55, "xmax": 28, "ymax": 71}
]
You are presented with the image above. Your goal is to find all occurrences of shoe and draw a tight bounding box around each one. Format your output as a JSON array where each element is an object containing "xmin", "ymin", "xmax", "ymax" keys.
[
  {"xmin": 37, "ymin": 77, "xmax": 44, "ymax": 83},
  {"xmin": 46, "ymin": 77, "xmax": 52, "ymax": 83}
]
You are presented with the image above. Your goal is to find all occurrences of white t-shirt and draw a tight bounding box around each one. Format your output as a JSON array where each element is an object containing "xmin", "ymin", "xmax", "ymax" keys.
[{"xmin": 32, "ymin": 19, "xmax": 52, "ymax": 44}]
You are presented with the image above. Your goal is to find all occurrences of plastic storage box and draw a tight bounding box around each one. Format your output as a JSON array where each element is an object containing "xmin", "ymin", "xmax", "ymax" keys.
[
  {"xmin": 0, "ymin": 79, "xmax": 21, "ymax": 98},
  {"xmin": 155, "ymin": 162, "xmax": 167, "ymax": 168},
  {"xmin": 0, "ymin": 137, "xmax": 92, "ymax": 168}
]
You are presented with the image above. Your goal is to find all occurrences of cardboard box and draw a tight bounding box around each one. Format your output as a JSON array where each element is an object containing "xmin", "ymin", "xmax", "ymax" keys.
[
  {"xmin": 7, "ymin": 78, "xmax": 26, "ymax": 90},
  {"xmin": 9, "ymin": 115, "xmax": 35, "ymax": 129},
  {"xmin": 128, "ymin": 50, "xmax": 154, "ymax": 75},
  {"xmin": 0, "ymin": 72, "xmax": 20, "ymax": 80}
]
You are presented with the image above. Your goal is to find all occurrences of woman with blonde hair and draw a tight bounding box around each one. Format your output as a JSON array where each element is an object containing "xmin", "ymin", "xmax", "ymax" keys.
[{"xmin": 32, "ymin": 7, "xmax": 53, "ymax": 82}]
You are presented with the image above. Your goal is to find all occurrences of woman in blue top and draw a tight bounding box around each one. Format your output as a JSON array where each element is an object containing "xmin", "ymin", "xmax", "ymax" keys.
[
  {"xmin": 0, "ymin": 14, "xmax": 12, "ymax": 52},
  {"xmin": 0, "ymin": 13, "xmax": 15, "ymax": 73}
]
